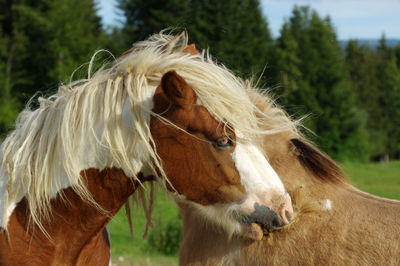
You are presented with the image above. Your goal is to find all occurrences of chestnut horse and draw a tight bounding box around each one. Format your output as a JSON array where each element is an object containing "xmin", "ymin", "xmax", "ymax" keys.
[
  {"xmin": 0, "ymin": 30, "xmax": 293, "ymax": 265},
  {"xmin": 178, "ymin": 90, "xmax": 400, "ymax": 265}
]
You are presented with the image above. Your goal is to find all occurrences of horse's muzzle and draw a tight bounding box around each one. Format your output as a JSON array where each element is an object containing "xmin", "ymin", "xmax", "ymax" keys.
[
  {"xmin": 241, "ymin": 202, "xmax": 285, "ymax": 231},
  {"xmin": 239, "ymin": 192, "xmax": 293, "ymax": 238}
]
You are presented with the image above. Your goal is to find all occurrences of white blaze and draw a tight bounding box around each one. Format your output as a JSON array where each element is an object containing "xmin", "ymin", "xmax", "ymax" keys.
[
  {"xmin": 232, "ymin": 142, "xmax": 285, "ymax": 196},
  {"xmin": 186, "ymin": 141, "xmax": 290, "ymax": 238}
]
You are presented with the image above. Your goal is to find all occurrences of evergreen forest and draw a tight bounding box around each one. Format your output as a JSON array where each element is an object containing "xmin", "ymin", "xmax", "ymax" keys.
[{"xmin": 1, "ymin": 0, "xmax": 399, "ymax": 162}]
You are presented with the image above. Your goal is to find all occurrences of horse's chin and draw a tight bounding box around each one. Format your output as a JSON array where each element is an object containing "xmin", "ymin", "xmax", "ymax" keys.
[{"xmin": 239, "ymin": 223, "xmax": 264, "ymax": 240}]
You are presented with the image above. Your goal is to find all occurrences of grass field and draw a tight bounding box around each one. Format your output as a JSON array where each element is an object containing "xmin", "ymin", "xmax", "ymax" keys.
[
  {"xmin": 110, "ymin": 161, "xmax": 400, "ymax": 265},
  {"xmin": 110, "ymin": 189, "xmax": 180, "ymax": 265},
  {"xmin": 341, "ymin": 161, "xmax": 400, "ymax": 200}
]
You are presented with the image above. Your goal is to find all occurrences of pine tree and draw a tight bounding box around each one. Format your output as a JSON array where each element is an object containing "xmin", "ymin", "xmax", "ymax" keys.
[
  {"xmin": 187, "ymin": 0, "xmax": 272, "ymax": 77},
  {"xmin": 0, "ymin": 23, "xmax": 19, "ymax": 134},
  {"xmin": 0, "ymin": 0, "xmax": 55, "ymax": 102},
  {"xmin": 46, "ymin": 0, "xmax": 105, "ymax": 82},
  {"xmin": 272, "ymin": 6, "xmax": 368, "ymax": 160},
  {"xmin": 0, "ymin": 0, "xmax": 106, "ymax": 134},
  {"xmin": 376, "ymin": 36, "xmax": 400, "ymax": 160},
  {"xmin": 117, "ymin": 0, "xmax": 190, "ymax": 48},
  {"xmin": 395, "ymin": 45, "xmax": 400, "ymax": 68},
  {"xmin": 1, "ymin": 0, "xmax": 105, "ymax": 92},
  {"xmin": 345, "ymin": 40, "xmax": 384, "ymax": 159},
  {"xmin": 269, "ymin": 21, "xmax": 301, "ymax": 106},
  {"xmin": 0, "ymin": 0, "xmax": 53, "ymax": 133},
  {"xmin": 117, "ymin": 0, "xmax": 272, "ymax": 78}
]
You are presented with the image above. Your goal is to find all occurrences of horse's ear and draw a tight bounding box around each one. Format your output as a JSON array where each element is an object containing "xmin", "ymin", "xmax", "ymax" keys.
[
  {"xmin": 183, "ymin": 44, "xmax": 199, "ymax": 55},
  {"xmin": 161, "ymin": 70, "xmax": 196, "ymax": 110},
  {"xmin": 165, "ymin": 29, "xmax": 188, "ymax": 54}
]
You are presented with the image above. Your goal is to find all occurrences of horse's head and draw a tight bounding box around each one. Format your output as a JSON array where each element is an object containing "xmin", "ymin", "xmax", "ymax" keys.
[
  {"xmin": 150, "ymin": 69, "xmax": 293, "ymax": 240},
  {"xmin": 0, "ymin": 30, "xmax": 291, "ymax": 240}
]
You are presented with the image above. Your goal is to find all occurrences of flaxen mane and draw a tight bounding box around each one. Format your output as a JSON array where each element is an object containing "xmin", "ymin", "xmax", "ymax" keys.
[{"xmin": 0, "ymin": 31, "xmax": 290, "ymax": 233}]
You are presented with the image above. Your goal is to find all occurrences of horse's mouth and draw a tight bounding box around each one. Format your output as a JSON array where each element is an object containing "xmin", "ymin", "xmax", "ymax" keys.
[
  {"xmin": 239, "ymin": 223, "xmax": 264, "ymax": 240},
  {"xmin": 237, "ymin": 202, "xmax": 293, "ymax": 240},
  {"xmin": 238, "ymin": 208, "xmax": 290, "ymax": 240},
  {"xmin": 238, "ymin": 220, "xmax": 281, "ymax": 240}
]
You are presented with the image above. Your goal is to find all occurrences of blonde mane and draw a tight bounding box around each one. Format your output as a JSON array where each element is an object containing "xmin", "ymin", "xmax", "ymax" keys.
[{"xmin": 0, "ymin": 30, "xmax": 298, "ymax": 232}]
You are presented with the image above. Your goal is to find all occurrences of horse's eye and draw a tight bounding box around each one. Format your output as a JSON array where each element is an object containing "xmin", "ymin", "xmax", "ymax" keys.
[{"xmin": 213, "ymin": 136, "xmax": 233, "ymax": 148}]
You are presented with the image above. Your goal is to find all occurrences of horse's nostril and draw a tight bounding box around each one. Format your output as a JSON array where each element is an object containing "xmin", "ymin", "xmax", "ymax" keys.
[
  {"xmin": 285, "ymin": 210, "xmax": 293, "ymax": 223},
  {"xmin": 280, "ymin": 193, "xmax": 294, "ymax": 224}
]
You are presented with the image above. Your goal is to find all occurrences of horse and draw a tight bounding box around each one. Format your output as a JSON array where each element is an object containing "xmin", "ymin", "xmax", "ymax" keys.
[
  {"xmin": 178, "ymin": 89, "xmax": 400, "ymax": 265},
  {"xmin": 0, "ymin": 30, "xmax": 294, "ymax": 265}
]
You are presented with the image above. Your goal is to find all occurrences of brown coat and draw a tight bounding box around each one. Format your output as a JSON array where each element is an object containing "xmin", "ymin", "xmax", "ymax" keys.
[{"xmin": 0, "ymin": 168, "xmax": 137, "ymax": 266}]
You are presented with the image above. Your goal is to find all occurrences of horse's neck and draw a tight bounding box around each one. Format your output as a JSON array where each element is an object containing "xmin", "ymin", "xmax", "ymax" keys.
[
  {"xmin": 179, "ymin": 136, "xmax": 400, "ymax": 265},
  {"xmin": 180, "ymin": 175, "xmax": 400, "ymax": 266},
  {"xmin": 0, "ymin": 167, "xmax": 137, "ymax": 265},
  {"xmin": 274, "ymin": 141, "xmax": 400, "ymax": 264},
  {"xmin": 266, "ymin": 133, "xmax": 400, "ymax": 234},
  {"xmin": 275, "ymin": 148, "xmax": 400, "ymax": 239}
]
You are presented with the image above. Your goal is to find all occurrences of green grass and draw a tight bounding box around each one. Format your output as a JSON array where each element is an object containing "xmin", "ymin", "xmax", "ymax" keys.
[
  {"xmin": 110, "ymin": 253, "xmax": 177, "ymax": 266},
  {"xmin": 109, "ymin": 188, "xmax": 179, "ymax": 265},
  {"xmin": 110, "ymin": 161, "xmax": 400, "ymax": 264},
  {"xmin": 341, "ymin": 161, "xmax": 400, "ymax": 200}
]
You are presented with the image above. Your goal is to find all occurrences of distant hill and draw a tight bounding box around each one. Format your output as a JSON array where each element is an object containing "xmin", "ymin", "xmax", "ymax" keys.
[{"xmin": 339, "ymin": 39, "xmax": 400, "ymax": 50}]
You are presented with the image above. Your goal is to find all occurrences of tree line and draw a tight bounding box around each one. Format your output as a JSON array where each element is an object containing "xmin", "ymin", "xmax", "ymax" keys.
[{"xmin": 1, "ymin": 0, "xmax": 399, "ymax": 162}]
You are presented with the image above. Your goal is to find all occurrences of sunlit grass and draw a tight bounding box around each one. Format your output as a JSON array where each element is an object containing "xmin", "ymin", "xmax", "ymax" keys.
[
  {"xmin": 341, "ymin": 161, "xmax": 400, "ymax": 200},
  {"xmin": 109, "ymin": 188, "xmax": 179, "ymax": 265}
]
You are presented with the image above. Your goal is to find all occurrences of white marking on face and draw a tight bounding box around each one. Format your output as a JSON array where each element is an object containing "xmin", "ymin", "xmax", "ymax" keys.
[
  {"xmin": 231, "ymin": 142, "xmax": 285, "ymax": 196},
  {"xmin": 321, "ymin": 199, "xmax": 332, "ymax": 211},
  {"xmin": 174, "ymin": 142, "xmax": 291, "ymax": 239}
]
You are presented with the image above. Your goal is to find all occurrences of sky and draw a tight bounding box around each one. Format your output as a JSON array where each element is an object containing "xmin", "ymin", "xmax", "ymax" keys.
[{"xmin": 97, "ymin": 0, "xmax": 400, "ymax": 40}]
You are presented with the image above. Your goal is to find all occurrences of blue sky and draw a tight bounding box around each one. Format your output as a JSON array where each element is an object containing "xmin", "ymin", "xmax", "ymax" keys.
[{"xmin": 97, "ymin": 0, "xmax": 400, "ymax": 40}]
